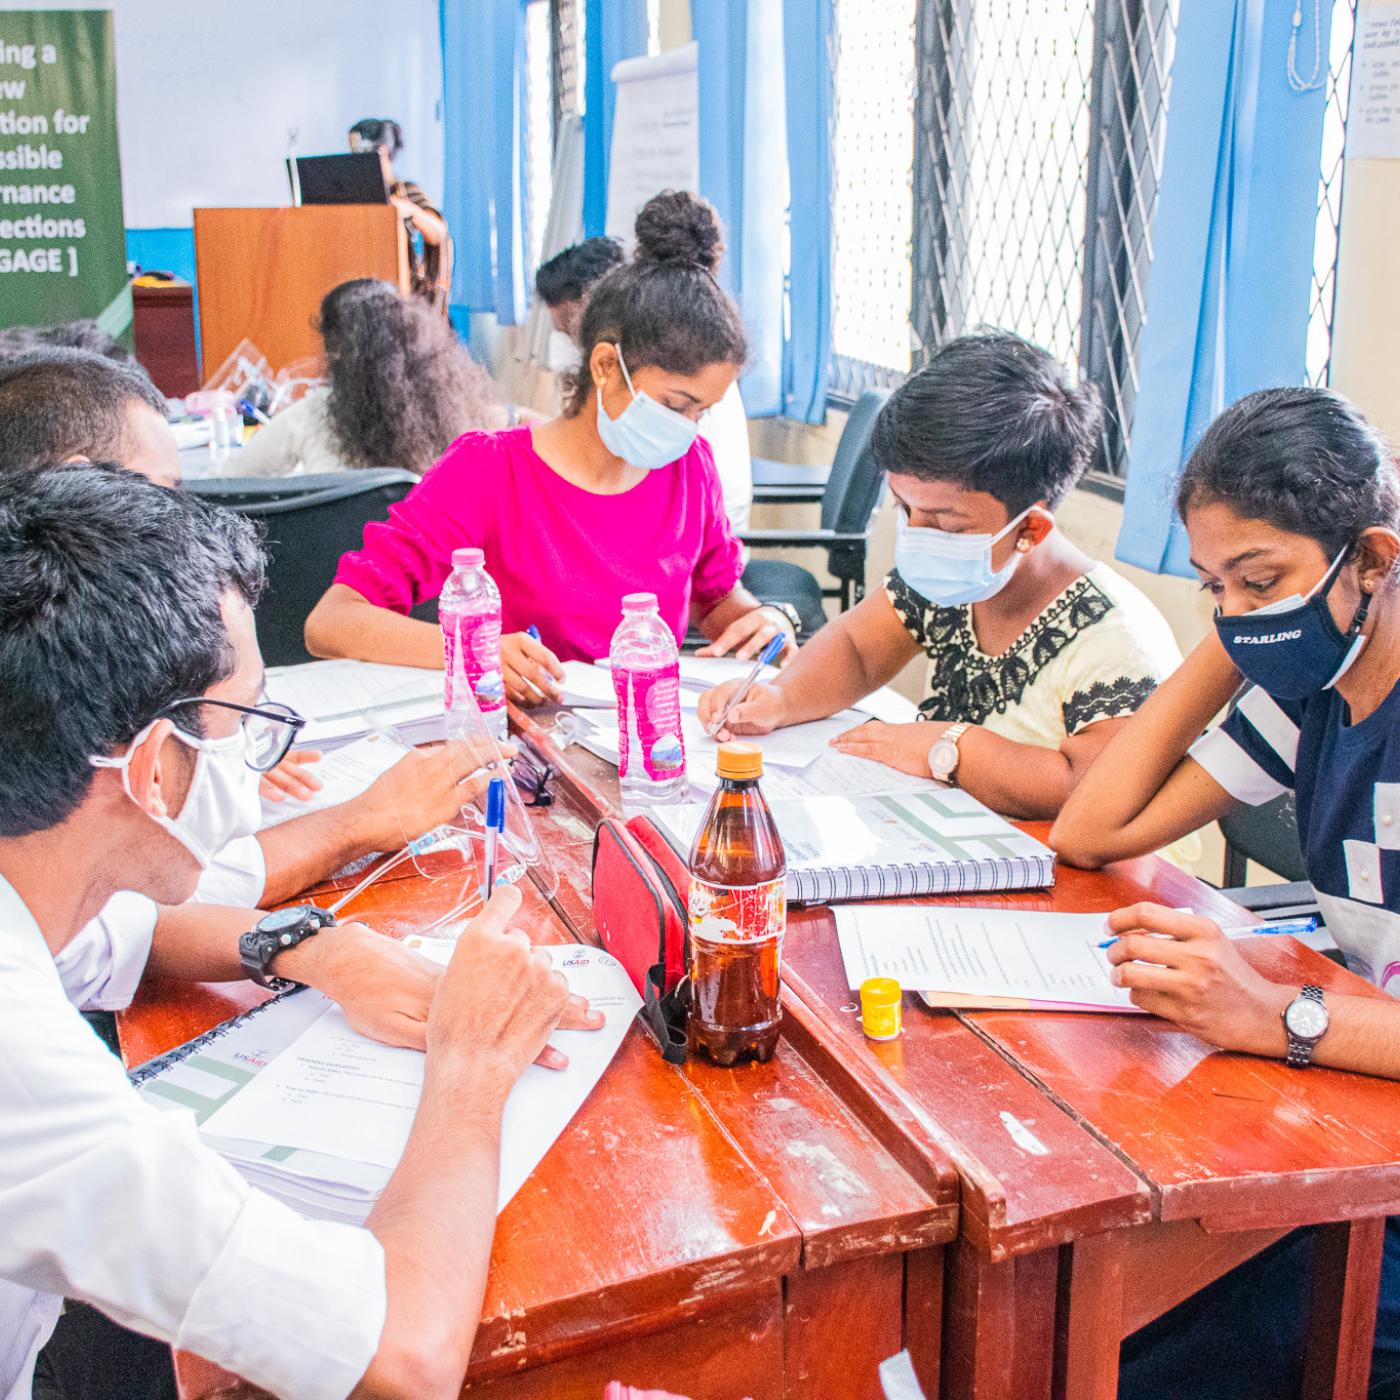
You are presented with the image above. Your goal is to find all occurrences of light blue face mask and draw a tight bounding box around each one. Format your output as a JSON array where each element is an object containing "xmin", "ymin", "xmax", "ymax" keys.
[
  {"xmin": 596, "ymin": 345, "xmax": 700, "ymax": 470},
  {"xmin": 894, "ymin": 506, "xmax": 1045, "ymax": 607}
]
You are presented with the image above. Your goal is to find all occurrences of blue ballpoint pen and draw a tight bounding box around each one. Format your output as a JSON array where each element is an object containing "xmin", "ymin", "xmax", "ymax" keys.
[
  {"xmin": 1098, "ymin": 915, "xmax": 1318, "ymax": 949},
  {"xmin": 704, "ymin": 632, "xmax": 787, "ymax": 737},
  {"xmin": 482, "ymin": 776, "xmax": 506, "ymax": 900}
]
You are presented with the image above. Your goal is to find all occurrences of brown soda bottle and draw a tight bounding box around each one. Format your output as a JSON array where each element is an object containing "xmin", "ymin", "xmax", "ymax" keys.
[{"xmin": 686, "ymin": 742, "xmax": 787, "ymax": 1065}]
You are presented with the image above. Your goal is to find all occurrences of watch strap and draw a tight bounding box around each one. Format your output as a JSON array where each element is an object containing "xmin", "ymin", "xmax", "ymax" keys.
[
  {"xmin": 930, "ymin": 722, "xmax": 971, "ymax": 786},
  {"xmin": 239, "ymin": 906, "xmax": 336, "ymax": 990},
  {"xmin": 1284, "ymin": 983, "xmax": 1326, "ymax": 1068}
]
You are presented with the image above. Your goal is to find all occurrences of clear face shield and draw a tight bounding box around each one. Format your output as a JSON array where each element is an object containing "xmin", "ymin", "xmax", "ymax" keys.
[{"xmin": 320, "ymin": 679, "xmax": 557, "ymax": 939}]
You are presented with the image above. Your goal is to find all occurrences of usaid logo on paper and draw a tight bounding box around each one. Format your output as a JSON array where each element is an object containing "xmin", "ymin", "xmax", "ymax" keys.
[{"xmin": 1232, "ymin": 629, "xmax": 1304, "ymax": 645}]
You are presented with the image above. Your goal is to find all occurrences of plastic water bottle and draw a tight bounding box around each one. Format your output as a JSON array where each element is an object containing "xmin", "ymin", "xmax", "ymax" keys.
[
  {"xmin": 609, "ymin": 592, "xmax": 687, "ymax": 805},
  {"xmin": 439, "ymin": 548, "xmax": 507, "ymax": 744}
]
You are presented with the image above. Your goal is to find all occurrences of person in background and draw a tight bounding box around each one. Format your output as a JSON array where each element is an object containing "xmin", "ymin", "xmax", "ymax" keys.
[
  {"xmin": 307, "ymin": 191, "xmax": 794, "ymax": 704},
  {"xmin": 348, "ymin": 117, "xmax": 451, "ymax": 306},
  {"xmin": 0, "ymin": 318, "xmax": 135, "ymax": 365},
  {"xmin": 534, "ymin": 236, "xmax": 626, "ymax": 371},
  {"xmin": 0, "ymin": 348, "xmax": 179, "ymax": 487},
  {"xmin": 0, "ymin": 464, "xmax": 582, "ymax": 1400},
  {"xmin": 699, "ymin": 330, "xmax": 1181, "ymax": 819},
  {"xmin": 1051, "ymin": 388, "xmax": 1400, "ymax": 1399},
  {"xmin": 535, "ymin": 196, "xmax": 755, "ymax": 532},
  {"xmin": 233, "ymin": 279, "xmax": 506, "ymax": 480}
]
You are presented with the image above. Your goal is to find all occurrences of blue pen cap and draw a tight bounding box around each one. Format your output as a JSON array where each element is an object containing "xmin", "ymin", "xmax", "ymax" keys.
[
  {"xmin": 758, "ymin": 632, "xmax": 786, "ymax": 666},
  {"xmin": 485, "ymin": 776, "xmax": 506, "ymax": 829},
  {"xmin": 527, "ymin": 624, "xmax": 541, "ymax": 641}
]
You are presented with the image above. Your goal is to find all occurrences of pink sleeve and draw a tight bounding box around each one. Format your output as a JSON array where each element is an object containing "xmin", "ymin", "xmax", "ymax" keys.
[
  {"xmin": 332, "ymin": 437, "xmax": 487, "ymax": 613},
  {"xmin": 688, "ymin": 437, "xmax": 744, "ymax": 615}
]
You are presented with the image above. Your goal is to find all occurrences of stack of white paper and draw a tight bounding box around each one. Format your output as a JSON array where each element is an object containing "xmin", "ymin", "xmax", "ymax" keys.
[
  {"xmin": 265, "ymin": 659, "xmax": 446, "ymax": 751},
  {"xmin": 135, "ymin": 943, "xmax": 642, "ymax": 1224}
]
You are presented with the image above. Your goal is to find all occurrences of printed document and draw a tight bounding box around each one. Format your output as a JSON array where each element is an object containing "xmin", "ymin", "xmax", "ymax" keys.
[
  {"xmin": 202, "ymin": 943, "xmax": 641, "ymax": 1207},
  {"xmin": 834, "ymin": 905, "xmax": 1136, "ymax": 1010}
]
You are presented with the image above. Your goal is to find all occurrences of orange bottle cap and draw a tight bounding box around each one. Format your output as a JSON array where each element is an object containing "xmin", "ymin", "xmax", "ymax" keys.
[{"xmin": 716, "ymin": 742, "xmax": 763, "ymax": 781}]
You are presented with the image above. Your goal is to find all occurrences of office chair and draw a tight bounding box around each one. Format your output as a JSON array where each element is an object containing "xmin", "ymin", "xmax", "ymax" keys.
[
  {"xmin": 1218, "ymin": 792, "xmax": 1319, "ymax": 922},
  {"xmin": 188, "ymin": 469, "xmax": 425, "ymax": 667},
  {"xmin": 740, "ymin": 388, "xmax": 891, "ymax": 632}
]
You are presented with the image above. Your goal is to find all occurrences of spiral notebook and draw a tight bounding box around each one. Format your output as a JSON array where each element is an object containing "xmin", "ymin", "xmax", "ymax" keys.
[{"xmin": 653, "ymin": 789, "xmax": 1055, "ymax": 904}]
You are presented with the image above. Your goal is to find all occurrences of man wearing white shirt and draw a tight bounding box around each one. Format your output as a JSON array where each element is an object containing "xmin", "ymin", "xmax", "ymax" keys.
[{"xmin": 0, "ymin": 465, "xmax": 581, "ymax": 1399}]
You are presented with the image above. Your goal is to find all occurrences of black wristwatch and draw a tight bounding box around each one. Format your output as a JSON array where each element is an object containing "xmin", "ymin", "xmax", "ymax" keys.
[
  {"xmin": 239, "ymin": 905, "xmax": 337, "ymax": 991},
  {"xmin": 1282, "ymin": 983, "xmax": 1329, "ymax": 1068}
]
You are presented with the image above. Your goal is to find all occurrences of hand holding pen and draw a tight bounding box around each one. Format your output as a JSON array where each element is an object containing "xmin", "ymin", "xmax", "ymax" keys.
[{"xmin": 703, "ymin": 633, "xmax": 786, "ymax": 739}]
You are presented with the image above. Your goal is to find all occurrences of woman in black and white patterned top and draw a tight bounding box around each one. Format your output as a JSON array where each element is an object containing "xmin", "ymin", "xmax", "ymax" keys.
[{"xmin": 698, "ymin": 331, "xmax": 1181, "ymax": 819}]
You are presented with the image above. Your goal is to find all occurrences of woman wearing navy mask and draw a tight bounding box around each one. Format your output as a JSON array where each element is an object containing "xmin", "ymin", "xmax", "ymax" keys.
[
  {"xmin": 306, "ymin": 192, "xmax": 794, "ymax": 703},
  {"xmin": 1052, "ymin": 390, "xmax": 1400, "ymax": 1396},
  {"xmin": 699, "ymin": 331, "xmax": 1181, "ymax": 817}
]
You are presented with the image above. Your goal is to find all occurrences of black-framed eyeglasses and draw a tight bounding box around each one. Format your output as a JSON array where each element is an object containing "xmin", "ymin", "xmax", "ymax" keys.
[
  {"xmin": 157, "ymin": 697, "xmax": 306, "ymax": 773},
  {"xmin": 512, "ymin": 744, "xmax": 555, "ymax": 807}
]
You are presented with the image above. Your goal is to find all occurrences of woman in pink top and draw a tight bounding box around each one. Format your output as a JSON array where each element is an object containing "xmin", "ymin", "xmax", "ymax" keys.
[{"xmin": 306, "ymin": 192, "xmax": 796, "ymax": 702}]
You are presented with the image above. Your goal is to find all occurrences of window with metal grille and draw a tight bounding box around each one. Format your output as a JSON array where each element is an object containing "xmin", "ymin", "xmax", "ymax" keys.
[
  {"xmin": 1307, "ymin": 0, "xmax": 1358, "ymax": 388},
  {"xmin": 830, "ymin": 0, "xmax": 918, "ymax": 396},
  {"xmin": 911, "ymin": 0, "xmax": 1176, "ymax": 484}
]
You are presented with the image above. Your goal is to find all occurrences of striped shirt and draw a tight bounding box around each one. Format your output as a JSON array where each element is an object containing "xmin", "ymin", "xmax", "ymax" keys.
[{"xmin": 1191, "ymin": 682, "xmax": 1400, "ymax": 993}]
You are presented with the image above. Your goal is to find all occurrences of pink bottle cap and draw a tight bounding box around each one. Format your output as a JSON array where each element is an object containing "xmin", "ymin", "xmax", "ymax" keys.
[
  {"xmin": 622, "ymin": 592, "xmax": 658, "ymax": 612},
  {"xmin": 452, "ymin": 547, "xmax": 485, "ymax": 568}
]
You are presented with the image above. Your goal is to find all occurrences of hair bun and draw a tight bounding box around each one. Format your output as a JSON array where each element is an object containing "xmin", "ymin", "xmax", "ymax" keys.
[{"xmin": 633, "ymin": 190, "xmax": 724, "ymax": 274}]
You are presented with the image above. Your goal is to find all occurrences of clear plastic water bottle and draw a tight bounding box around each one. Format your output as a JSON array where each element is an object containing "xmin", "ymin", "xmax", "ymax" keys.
[
  {"xmin": 439, "ymin": 547, "xmax": 507, "ymax": 744},
  {"xmin": 609, "ymin": 592, "xmax": 687, "ymax": 806}
]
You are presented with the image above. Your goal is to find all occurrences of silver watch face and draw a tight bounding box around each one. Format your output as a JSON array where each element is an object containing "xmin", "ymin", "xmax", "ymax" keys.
[
  {"xmin": 1285, "ymin": 996, "xmax": 1328, "ymax": 1040},
  {"xmin": 929, "ymin": 740, "xmax": 956, "ymax": 775},
  {"xmin": 260, "ymin": 905, "xmax": 310, "ymax": 933}
]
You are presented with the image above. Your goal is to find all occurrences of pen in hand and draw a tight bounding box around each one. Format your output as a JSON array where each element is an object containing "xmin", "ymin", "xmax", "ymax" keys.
[
  {"xmin": 704, "ymin": 632, "xmax": 786, "ymax": 738},
  {"xmin": 1098, "ymin": 915, "xmax": 1319, "ymax": 950},
  {"xmin": 482, "ymin": 776, "xmax": 506, "ymax": 900}
]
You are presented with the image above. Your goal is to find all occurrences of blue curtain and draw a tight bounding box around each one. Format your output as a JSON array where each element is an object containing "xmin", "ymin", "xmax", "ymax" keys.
[
  {"xmin": 694, "ymin": 0, "xmax": 786, "ymax": 416},
  {"xmin": 781, "ymin": 0, "xmax": 834, "ymax": 424},
  {"xmin": 583, "ymin": 0, "xmax": 649, "ymax": 237},
  {"xmin": 441, "ymin": 0, "xmax": 529, "ymax": 325},
  {"xmin": 1118, "ymin": 0, "xmax": 1335, "ymax": 576}
]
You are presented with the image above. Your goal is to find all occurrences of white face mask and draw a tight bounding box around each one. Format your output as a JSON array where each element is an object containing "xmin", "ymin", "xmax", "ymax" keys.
[
  {"xmin": 894, "ymin": 506, "xmax": 1047, "ymax": 607},
  {"xmin": 91, "ymin": 720, "xmax": 265, "ymax": 869},
  {"xmin": 545, "ymin": 330, "xmax": 582, "ymax": 375}
]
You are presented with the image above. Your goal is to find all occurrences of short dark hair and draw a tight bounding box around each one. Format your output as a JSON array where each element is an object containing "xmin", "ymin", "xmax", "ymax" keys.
[
  {"xmin": 349, "ymin": 117, "xmax": 403, "ymax": 159},
  {"xmin": 869, "ymin": 330, "xmax": 1104, "ymax": 513},
  {"xmin": 564, "ymin": 191, "xmax": 746, "ymax": 416},
  {"xmin": 0, "ymin": 318, "xmax": 134, "ymax": 365},
  {"xmin": 1177, "ymin": 387, "xmax": 1400, "ymax": 557},
  {"xmin": 534, "ymin": 237, "xmax": 626, "ymax": 308},
  {"xmin": 0, "ymin": 464, "xmax": 265, "ymax": 837},
  {"xmin": 0, "ymin": 348, "xmax": 167, "ymax": 472}
]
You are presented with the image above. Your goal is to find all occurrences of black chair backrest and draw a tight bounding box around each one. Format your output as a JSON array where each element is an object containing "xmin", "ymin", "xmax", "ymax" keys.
[
  {"xmin": 188, "ymin": 469, "xmax": 420, "ymax": 667},
  {"xmin": 821, "ymin": 388, "xmax": 891, "ymax": 583},
  {"xmin": 1218, "ymin": 791, "xmax": 1309, "ymax": 884}
]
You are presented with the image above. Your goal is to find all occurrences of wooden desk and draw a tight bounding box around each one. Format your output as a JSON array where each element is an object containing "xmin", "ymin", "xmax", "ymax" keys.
[
  {"xmin": 512, "ymin": 707, "xmax": 1400, "ymax": 1400},
  {"xmin": 118, "ymin": 800, "xmax": 954, "ymax": 1397}
]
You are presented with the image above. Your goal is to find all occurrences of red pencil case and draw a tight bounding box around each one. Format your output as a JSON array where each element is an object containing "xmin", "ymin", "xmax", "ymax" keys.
[{"xmin": 591, "ymin": 815, "xmax": 690, "ymax": 1064}]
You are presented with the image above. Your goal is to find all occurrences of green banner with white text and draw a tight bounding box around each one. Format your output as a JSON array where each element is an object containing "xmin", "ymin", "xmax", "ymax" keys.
[{"xmin": 0, "ymin": 10, "xmax": 128, "ymax": 336}]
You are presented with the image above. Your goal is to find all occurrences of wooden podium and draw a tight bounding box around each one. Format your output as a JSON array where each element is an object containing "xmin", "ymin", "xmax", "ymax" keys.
[{"xmin": 193, "ymin": 206, "xmax": 409, "ymax": 377}]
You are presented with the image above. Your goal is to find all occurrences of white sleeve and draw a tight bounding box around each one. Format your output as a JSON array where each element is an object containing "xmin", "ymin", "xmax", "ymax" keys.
[
  {"xmin": 0, "ymin": 957, "xmax": 385, "ymax": 1400},
  {"xmin": 192, "ymin": 835, "xmax": 268, "ymax": 907},
  {"xmin": 53, "ymin": 891, "xmax": 156, "ymax": 1012}
]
